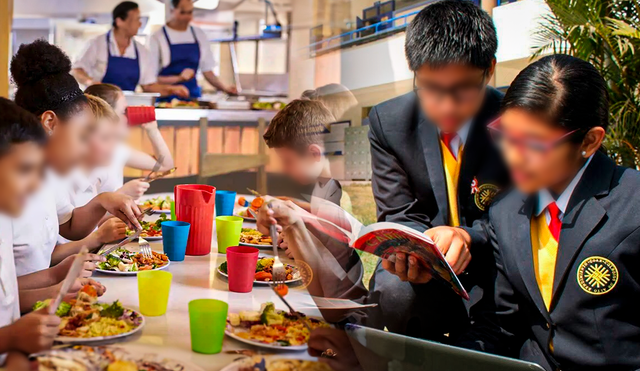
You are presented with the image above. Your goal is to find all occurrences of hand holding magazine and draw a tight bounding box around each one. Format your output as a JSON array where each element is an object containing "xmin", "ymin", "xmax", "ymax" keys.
[{"xmin": 270, "ymin": 197, "xmax": 469, "ymax": 300}]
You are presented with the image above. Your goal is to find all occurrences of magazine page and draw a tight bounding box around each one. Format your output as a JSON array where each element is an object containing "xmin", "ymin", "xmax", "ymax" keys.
[{"xmin": 353, "ymin": 226, "xmax": 469, "ymax": 300}]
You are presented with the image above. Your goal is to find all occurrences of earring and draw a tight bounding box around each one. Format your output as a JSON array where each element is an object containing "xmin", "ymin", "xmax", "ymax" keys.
[
  {"xmin": 48, "ymin": 130, "xmax": 53, "ymax": 136},
  {"xmin": 581, "ymin": 151, "xmax": 587, "ymax": 157}
]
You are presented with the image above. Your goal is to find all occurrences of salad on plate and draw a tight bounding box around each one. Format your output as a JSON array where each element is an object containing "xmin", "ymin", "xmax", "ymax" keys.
[
  {"xmin": 127, "ymin": 213, "xmax": 167, "ymax": 238},
  {"xmin": 97, "ymin": 248, "xmax": 169, "ymax": 273},
  {"xmin": 141, "ymin": 196, "xmax": 172, "ymax": 212},
  {"xmin": 218, "ymin": 257, "xmax": 300, "ymax": 283}
]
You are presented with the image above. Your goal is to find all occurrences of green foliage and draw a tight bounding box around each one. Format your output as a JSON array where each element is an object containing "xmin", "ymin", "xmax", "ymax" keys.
[{"xmin": 533, "ymin": 0, "xmax": 640, "ymax": 168}]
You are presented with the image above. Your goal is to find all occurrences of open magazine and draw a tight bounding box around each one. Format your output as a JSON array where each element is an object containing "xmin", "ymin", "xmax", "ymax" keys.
[{"xmin": 298, "ymin": 207, "xmax": 469, "ymax": 300}]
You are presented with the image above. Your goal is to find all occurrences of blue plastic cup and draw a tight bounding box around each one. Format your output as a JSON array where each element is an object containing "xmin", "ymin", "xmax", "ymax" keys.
[
  {"xmin": 215, "ymin": 190, "xmax": 237, "ymax": 217},
  {"xmin": 161, "ymin": 221, "xmax": 190, "ymax": 261}
]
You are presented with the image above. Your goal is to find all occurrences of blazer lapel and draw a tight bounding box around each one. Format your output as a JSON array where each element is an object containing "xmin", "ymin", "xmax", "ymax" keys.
[
  {"xmin": 513, "ymin": 197, "xmax": 552, "ymax": 319},
  {"xmin": 418, "ymin": 111, "xmax": 449, "ymax": 225},
  {"xmin": 550, "ymin": 153, "xmax": 613, "ymax": 306},
  {"xmin": 457, "ymin": 118, "xmax": 490, "ymax": 224}
]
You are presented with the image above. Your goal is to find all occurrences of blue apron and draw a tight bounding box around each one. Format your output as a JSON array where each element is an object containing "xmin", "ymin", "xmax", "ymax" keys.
[
  {"xmin": 158, "ymin": 26, "xmax": 201, "ymax": 101},
  {"xmin": 101, "ymin": 31, "xmax": 140, "ymax": 91}
]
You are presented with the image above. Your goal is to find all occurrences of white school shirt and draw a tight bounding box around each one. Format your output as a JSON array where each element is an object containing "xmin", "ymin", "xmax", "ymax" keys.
[
  {"xmin": 149, "ymin": 25, "xmax": 216, "ymax": 74},
  {"xmin": 97, "ymin": 143, "xmax": 132, "ymax": 194},
  {"xmin": 13, "ymin": 170, "xmax": 74, "ymax": 276},
  {"xmin": 73, "ymin": 30, "xmax": 157, "ymax": 88},
  {"xmin": 0, "ymin": 215, "xmax": 19, "ymax": 366},
  {"xmin": 536, "ymin": 156, "xmax": 593, "ymax": 223},
  {"xmin": 436, "ymin": 119, "xmax": 472, "ymax": 156}
]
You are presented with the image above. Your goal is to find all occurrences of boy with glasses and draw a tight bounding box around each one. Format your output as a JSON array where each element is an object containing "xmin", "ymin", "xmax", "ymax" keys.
[{"xmin": 366, "ymin": 0, "xmax": 509, "ymax": 341}]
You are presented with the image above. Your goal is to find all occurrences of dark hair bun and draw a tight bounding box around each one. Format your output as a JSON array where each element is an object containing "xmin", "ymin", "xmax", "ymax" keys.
[{"xmin": 11, "ymin": 39, "xmax": 72, "ymax": 88}]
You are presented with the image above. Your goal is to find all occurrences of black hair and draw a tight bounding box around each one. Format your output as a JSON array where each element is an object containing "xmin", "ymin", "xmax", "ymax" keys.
[
  {"xmin": 11, "ymin": 39, "xmax": 88, "ymax": 119},
  {"xmin": 0, "ymin": 98, "xmax": 47, "ymax": 156},
  {"xmin": 113, "ymin": 1, "xmax": 139, "ymax": 28},
  {"xmin": 405, "ymin": 0, "xmax": 497, "ymax": 71},
  {"xmin": 502, "ymin": 54, "xmax": 609, "ymax": 138},
  {"xmin": 171, "ymin": 0, "xmax": 189, "ymax": 8}
]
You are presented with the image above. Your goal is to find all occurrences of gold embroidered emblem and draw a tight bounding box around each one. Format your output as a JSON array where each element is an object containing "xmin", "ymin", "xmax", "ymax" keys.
[
  {"xmin": 577, "ymin": 256, "xmax": 618, "ymax": 295},
  {"xmin": 474, "ymin": 183, "xmax": 499, "ymax": 211}
]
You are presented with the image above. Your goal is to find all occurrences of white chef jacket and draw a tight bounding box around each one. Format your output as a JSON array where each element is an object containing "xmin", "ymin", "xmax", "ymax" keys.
[
  {"xmin": 13, "ymin": 170, "xmax": 74, "ymax": 276},
  {"xmin": 73, "ymin": 30, "xmax": 157, "ymax": 88},
  {"xmin": 0, "ymin": 215, "xmax": 19, "ymax": 365},
  {"xmin": 149, "ymin": 25, "xmax": 216, "ymax": 74}
]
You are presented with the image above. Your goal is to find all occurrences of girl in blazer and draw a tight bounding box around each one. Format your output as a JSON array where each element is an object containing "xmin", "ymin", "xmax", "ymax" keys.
[{"xmin": 385, "ymin": 54, "xmax": 640, "ymax": 370}]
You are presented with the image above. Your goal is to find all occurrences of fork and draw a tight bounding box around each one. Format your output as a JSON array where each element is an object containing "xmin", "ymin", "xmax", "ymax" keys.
[
  {"xmin": 138, "ymin": 237, "xmax": 153, "ymax": 259},
  {"xmin": 270, "ymin": 283, "xmax": 311, "ymax": 331},
  {"xmin": 143, "ymin": 155, "xmax": 165, "ymax": 182},
  {"xmin": 268, "ymin": 204, "xmax": 286, "ymax": 285}
]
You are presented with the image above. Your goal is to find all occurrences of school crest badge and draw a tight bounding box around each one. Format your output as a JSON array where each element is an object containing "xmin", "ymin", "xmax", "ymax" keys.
[
  {"xmin": 471, "ymin": 177, "xmax": 499, "ymax": 212},
  {"xmin": 577, "ymin": 256, "xmax": 618, "ymax": 295}
]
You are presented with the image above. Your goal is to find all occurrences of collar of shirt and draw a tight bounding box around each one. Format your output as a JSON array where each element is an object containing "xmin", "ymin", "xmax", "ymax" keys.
[
  {"xmin": 536, "ymin": 155, "xmax": 594, "ymax": 221},
  {"xmin": 437, "ymin": 119, "xmax": 472, "ymax": 155},
  {"xmin": 108, "ymin": 29, "xmax": 137, "ymax": 58}
]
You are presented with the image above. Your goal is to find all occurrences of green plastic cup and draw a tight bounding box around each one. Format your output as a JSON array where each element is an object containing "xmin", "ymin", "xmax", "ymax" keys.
[
  {"xmin": 138, "ymin": 270, "xmax": 172, "ymax": 316},
  {"xmin": 215, "ymin": 216, "xmax": 243, "ymax": 254},
  {"xmin": 188, "ymin": 299, "xmax": 228, "ymax": 354},
  {"xmin": 170, "ymin": 200, "xmax": 176, "ymax": 221}
]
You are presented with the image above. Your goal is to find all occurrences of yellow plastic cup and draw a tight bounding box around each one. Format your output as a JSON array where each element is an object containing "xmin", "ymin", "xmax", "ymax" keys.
[
  {"xmin": 138, "ymin": 270, "xmax": 172, "ymax": 316},
  {"xmin": 215, "ymin": 216, "xmax": 243, "ymax": 254}
]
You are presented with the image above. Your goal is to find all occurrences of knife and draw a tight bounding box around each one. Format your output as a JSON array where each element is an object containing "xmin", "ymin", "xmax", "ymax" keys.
[
  {"xmin": 100, "ymin": 229, "xmax": 141, "ymax": 257},
  {"xmin": 49, "ymin": 248, "xmax": 88, "ymax": 315}
]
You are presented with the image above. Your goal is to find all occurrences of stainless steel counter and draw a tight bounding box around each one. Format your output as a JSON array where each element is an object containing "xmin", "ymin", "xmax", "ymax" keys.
[{"xmin": 155, "ymin": 108, "xmax": 277, "ymax": 127}]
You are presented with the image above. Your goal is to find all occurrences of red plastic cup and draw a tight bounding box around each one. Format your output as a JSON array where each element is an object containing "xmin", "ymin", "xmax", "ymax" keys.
[
  {"xmin": 175, "ymin": 185, "xmax": 216, "ymax": 256},
  {"xmin": 126, "ymin": 106, "xmax": 156, "ymax": 126},
  {"xmin": 226, "ymin": 246, "xmax": 259, "ymax": 293}
]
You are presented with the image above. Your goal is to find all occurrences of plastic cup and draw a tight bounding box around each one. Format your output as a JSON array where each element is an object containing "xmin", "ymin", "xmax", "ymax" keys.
[
  {"xmin": 138, "ymin": 270, "xmax": 172, "ymax": 316},
  {"xmin": 170, "ymin": 200, "xmax": 176, "ymax": 221},
  {"xmin": 215, "ymin": 216, "xmax": 243, "ymax": 254},
  {"xmin": 161, "ymin": 221, "xmax": 190, "ymax": 261},
  {"xmin": 215, "ymin": 190, "xmax": 237, "ymax": 217},
  {"xmin": 226, "ymin": 246, "xmax": 259, "ymax": 293},
  {"xmin": 188, "ymin": 299, "xmax": 228, "ymax": 354}
]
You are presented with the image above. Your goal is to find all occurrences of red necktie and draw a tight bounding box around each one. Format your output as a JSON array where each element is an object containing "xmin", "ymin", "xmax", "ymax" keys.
[
  {"xmin": 441, "ymin": 132, "xmax": 458, "ymax": 160},
  {"xmin": 547, "ymin": 202, "xmax": 562, "ymax": 242}
]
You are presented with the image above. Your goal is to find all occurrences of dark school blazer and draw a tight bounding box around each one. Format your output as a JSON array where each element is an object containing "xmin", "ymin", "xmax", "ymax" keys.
[
  {"xmin": 459, "ymin": 152, "xmax": 640, "ymax": 371},
  {"xmin": 363, "ymin": 88, "xmax": 510, "ymax": 341}
]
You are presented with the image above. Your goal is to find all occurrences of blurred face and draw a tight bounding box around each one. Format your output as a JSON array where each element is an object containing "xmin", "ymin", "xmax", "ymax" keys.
[
  {"xmin": 274, "ymin": 145, "xmax": 324, "ymax": 185},
  {"xmin": 0, "ymin": 142, "xmax": 45, "ymax": 217},
  {"xmin": 414, "ymin": 62, "xmax": 494, "ymax": 133},
  {"xmin": 86, "ymin": 118, "xmax": 119, "ymax": 168},
  {"xmin": 117, "ymin": 8, "xmax": 142, "ymax": 37},
  {"xmin": 172, "ymin": 0, "xmax": 194, "ymax": 26},
  {"xmin": 43, "ymin": 105, "xmax": 95, "ymax": 175},
  {"xmin": 113, "ymin": 92, "xmax": 129, "ymax": 140},
  {"xmin": 493, "ymin": 108, "xmax": 584, "ymax": 194}
]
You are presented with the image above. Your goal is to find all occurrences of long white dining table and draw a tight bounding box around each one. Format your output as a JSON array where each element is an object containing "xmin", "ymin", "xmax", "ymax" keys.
[{"xmin": 92, "ymin": 207, "xmax": 322, "ymax": 371}]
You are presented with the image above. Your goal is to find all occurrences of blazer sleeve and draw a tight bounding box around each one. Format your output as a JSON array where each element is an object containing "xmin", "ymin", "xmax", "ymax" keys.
[
  {"xmin": 455, "ymin": 216, "xmax": 525, "ymax": 357},
  {"xmin": 368, "ymin": 107, "xmax": 432, "ymax": 231}
]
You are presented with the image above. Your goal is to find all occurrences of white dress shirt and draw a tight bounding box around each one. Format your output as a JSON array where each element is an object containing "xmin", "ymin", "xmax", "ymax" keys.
[
  {"xmin": 536, "ymin": 156, "xmax": 594, "ymax": 223},
  {"xmin": 73, "ymin": 30, "xmax": 157, "ymax": 88},
  {"xmin": 97, "ymin": 143, "xmax": 132, "ymax": 194},
  {"xmin": 437, "ymin": 119, "xmax": 472, "ymax": 155},
  {"xmin": 13, "ymin": 170, "xmax": 74, "ymax": 276},
  {"xmin": 149, "ymin": 25, "xmax": 216, "ymax": 74},
  {"xmin": 0, "ymin": 215, "xmax": 19, "ymax": 365}
]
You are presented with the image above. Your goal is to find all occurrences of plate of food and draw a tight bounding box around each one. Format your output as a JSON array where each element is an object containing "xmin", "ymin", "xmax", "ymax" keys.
[
  {"xmin": 220, "ymin": 355, "xmax": 332, "ymax": 371},
  {"xmin": 96, "ymin": 247, "xmax": 170, "ymax": 275},
  {"xmin": 127, "ymin": 214, "xmax": 167, "ymax": 240},
  {"xmin": 34, "ymin": 287, "xmax": 144, "ymax": 343},
  {"xmin": 218, "ymin": 257, "xmax": 301, "ymax": 285},
  {"xmin": 235, "ymin": 196, "xmax": 264, "ymax": 221},
  {"xmin": 239, "ymin": 228, "xmax": 272, "ymax": 248},
  {"xmin": 141, "ymin": 196, "xmax": 172, "ymax": 214},
  {"xmin": 34, "ymin": 344, "xmax": 204, "ymax": 371},
  {"xmin": 225, "ymin": 302, "xmax": 330, "ymax": 350}
]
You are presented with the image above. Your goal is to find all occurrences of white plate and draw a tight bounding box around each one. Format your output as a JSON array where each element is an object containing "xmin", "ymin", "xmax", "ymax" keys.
[
  {"xmin": 238, "ymin": 241, "xmax": 272, "ymax": 249},
  {"xmin": 236, "ymin": 209, "xmax": 257, "ymax": 222},
  {"xmin": 216, "ymin": 261, "xmax": 302, "ymax": 285},
  {"xmin": 96, "ymin": 260, "xmax": 170, "ymax": 276},
  {"xmin": 55, "ymin": 307, "xmax": 145, "ymax": 343},
  {"xmin": 151, "ymin": 209, "xmax": 171, "ymax": 214},
  {"xmin": 136, "ymin": 235, "xmax": 163, "ymax": 241},
  {"xmin": 219, "ymin": 355, "xmax": 322, "ymax": 371},
  {"xmin": 224, "ymin": 324, "xmax": 308, "ymax": 351}
]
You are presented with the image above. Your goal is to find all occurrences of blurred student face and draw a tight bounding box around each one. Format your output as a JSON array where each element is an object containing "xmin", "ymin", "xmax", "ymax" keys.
[
  {"xmin": 275, "ymin": 145, "xmax": 324, "ymax": 185},
  {"xmin": 117, "ymin": 8, "xmax": 142, "ymax": 37},
  {"xmin": 0, "ymin": 142, "xmax": 45, "ymax": 217},
  {"xmin": 42, "ymin": 105, "xmax": 95, "ymax": 175},
  {"xmin": 414, "ymin": 62, "xmax": 494, "ymax": 133},
  {"xmin": 114, "ymin": 92, "xmax": 130, "ymax": 140},
  {"xmin": 497, "ymin": 108, "xmax": 593, "ymax": 194},
  {"xmin": 86, "ymin": 118, "xmax": 119, "ymax": 168},
  {"xmin": 172, "ymin": 0, "xmax": 194, "ymax": 26}
]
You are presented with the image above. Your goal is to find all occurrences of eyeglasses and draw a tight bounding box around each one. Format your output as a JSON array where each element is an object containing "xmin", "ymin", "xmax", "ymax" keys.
[
  {"xmin": 413, "ymin": 69, "xmax": 488, "ymax": 103},
  {"xmin": 487, "ymin": 117, "xmax": 581, "ymax": 154}
]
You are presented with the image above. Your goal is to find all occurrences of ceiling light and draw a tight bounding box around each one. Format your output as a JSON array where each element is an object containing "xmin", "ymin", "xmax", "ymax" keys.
[{"xmin": 194, "ymin": 0, "xmax": 220, "ymax": 10}]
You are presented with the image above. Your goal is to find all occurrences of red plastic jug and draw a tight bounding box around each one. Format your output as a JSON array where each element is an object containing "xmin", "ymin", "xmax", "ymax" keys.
[{"xmin": 174, "ymin": 184, "xmax": 216, "ymax": 255}]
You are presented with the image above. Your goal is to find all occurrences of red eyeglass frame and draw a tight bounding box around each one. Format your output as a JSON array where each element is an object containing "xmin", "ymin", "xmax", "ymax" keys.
[{"xmin": 486, "ymin": 117, "xmax": 580, "ymax": 153}]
